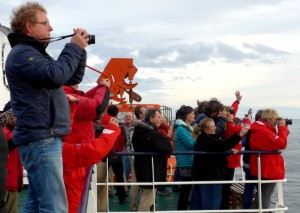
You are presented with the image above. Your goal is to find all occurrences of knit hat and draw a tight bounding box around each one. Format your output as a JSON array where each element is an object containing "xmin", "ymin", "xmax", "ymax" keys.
[{"xmin": 3, "ymin": 101, "xmax": 11, "ymax": 112}]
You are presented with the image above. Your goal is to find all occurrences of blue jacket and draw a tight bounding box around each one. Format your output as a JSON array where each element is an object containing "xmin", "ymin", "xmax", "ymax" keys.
[
  {"xmin": 174, "ymin": 120, "xmax": 196, "ymax": 167},
  {"xmin": 6, "ymin": 33, "xmax": 86, "ymax": 145}
]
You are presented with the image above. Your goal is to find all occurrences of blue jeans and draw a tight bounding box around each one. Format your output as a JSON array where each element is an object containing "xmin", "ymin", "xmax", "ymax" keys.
[
  {"xmin": 122, "ymin": 155, "xmax": 131, "ymax": 182},
  {"xmin": 192, "ymin": 184, "xmax": 222, "ymax": 210},
  {"xmin": 18, "ymin": 137, "xmax": 67, "ymax": 213}
]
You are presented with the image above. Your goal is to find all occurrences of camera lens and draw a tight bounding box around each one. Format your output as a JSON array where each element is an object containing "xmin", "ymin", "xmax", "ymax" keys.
[
  {"xmin": 88, "ymin": 35, "xmax": 95, "ymax": 45},
  {"xmin": 286, "ymin": 119, "xmax": 292, "ymax": 125}
]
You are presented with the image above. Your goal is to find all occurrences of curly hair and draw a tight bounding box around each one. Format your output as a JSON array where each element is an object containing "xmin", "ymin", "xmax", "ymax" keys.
[
  {"xmin": 204, "ymin": 98, "xmax": 223, "ymax": 115},
  {"xmin": 10, "ymin": 2, "xmax": 47, "ymax": 34}
]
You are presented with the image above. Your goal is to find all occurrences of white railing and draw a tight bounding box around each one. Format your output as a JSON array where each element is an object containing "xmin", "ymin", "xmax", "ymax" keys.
[{"xmin": 82, "ymin": 151, "xmax": 288, "ymax": 213}]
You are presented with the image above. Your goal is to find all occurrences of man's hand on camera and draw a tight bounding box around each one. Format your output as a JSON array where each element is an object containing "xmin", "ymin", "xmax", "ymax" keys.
[
  {"xmin": 99, "ymin": 78, "xmax": 111, "ymax": 88},
  {"xmin": 71, "ymin": 28, "xmax": 89, "ymax": 49}
]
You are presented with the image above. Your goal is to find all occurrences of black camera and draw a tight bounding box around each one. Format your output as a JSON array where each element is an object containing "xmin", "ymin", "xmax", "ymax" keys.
[
  {"xmin": 278, "ymin": 117, "xmax": 292, "ymax": 125},
  {"xmin": 286, "ymin": 118, "xmax": 292, "ymax": 125},
  {"xmin": 81, "ymin": 33, "xmax": 95, "ymax": 45},
  {"xmin": 87, "ymin": 34, "xmax": 95, "ymax": 45}
]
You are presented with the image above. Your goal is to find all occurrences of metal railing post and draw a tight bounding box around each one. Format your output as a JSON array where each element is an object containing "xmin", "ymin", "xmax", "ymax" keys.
[
  {"xmin": 257, "ymin": 153, "xmax": 262, "ymax": 213},
  {"xmin": 106, "ymin": 160, "xmax": 109, "ymax": 213},
  {"xmin": 151, "ymin": 155, "xmax": 156, "ymax": 212},
  {"xmin": 277, "ymin": 182, "xmax": 285, "ymax": 213}
]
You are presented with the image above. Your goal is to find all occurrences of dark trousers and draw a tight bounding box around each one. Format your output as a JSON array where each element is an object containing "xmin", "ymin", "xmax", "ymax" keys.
[
  {"xmin": 157, "ymin": 158, "xmax": 168, "ymax": 191},
  {"xmin": 243, "ymin": 167, "xmax": 256, "ymax": 209},
  {"xmin": 250, "ymin": 182, "xmax": 276, "ymax": 210},
  {"xmin": 177, "ymin": 176, "xmax": 192, "ymax": 210},
  {"xmin": 220, "ymin": 168, "xmax": 235, "ymax": 209},
  {"xmin": 172, "ymin": 167, "xmax": 181, "ymax": 191},
  {"xmin": 110, "ymin": 158, "xmax": 126, "ymax": 201}
]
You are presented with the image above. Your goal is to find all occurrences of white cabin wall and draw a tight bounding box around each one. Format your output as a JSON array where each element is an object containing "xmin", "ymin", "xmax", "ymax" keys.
[{"xmin": 0, "ymin": 29, "xmax": 11, "ymax": 110}]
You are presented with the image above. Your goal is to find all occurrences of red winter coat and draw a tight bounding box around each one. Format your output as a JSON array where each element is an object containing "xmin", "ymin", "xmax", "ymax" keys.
[
  {"xmin": 158, "ymin": 123, "xmax": 172, "ymax": 158},
  {"xmin": 100, "ymin": 114, "xmax": 125, "ymax": 153},
  {"xmin": 3, "ymin": 126, "xmax": 23, "ymax": 192},
  {"xmin": 63, "ymin": 85, "xmax": 110, "ymax": 144},
  {"xmin": 62, "ymin": 103, "xmax": 120, "ymax": 213},
  {"xmin": 249, "ymin": 119, "xmax": 288, "ymax": 180},
  {"xmin": 158, "ymin": 123, "xmax": 169, "ymax": 137},
  {"xmin": 62, "ymin": 85, "xmax": 112, "ymax": 213},
  {"xmin": 221, "ymin": 100, "xmax": 242, "ymax": 168},
  {"xmin": 222, "ymin": 122, "xmax": 242, "ymax": 168}
]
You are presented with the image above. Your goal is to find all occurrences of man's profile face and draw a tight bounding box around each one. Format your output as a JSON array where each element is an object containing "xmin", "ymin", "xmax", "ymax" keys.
[
  {"xmin": 150, "ymin": 111, "xmax": 162, "ymax": 128},
  {"xmin": 27, "ymin": 11, "xmax": 53, "ymax": 43},
  {"xmin": 139, "ymin": 106, "xmax": 147, "ymax": 120}
]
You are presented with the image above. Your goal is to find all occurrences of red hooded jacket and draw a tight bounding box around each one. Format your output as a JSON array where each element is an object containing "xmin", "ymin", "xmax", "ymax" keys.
[
  {"xmin": 62, "ymin": 85, "xmax": 116, "ymax": 213},
  {"xmin": 63, "ymin": 85, "xmax": 110, "ymax": 144},
  {"xmin": 100, "ymin": 114, "xmax": 125, "ymax": 153},
  {"xmin": 221, "ymin": 100, "xmax": 242, "ymax": 168},
  {"xmin": 249, "ymin": 119, "xmax": 288, "ymax": 180},
  {"xmin": 3, "ymin": 125, "xmax": 23, "ymax": 192},
  {"xmin": 222, "ymin": 122, "xmax": 242, "ymax": 168}
]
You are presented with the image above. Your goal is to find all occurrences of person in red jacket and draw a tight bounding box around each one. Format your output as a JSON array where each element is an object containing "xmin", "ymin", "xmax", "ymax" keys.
[
  {"xmin": 249, "ymin": 108, "xmax": 288, "ymax": 210},
  {"xmin": 156, "ymin": 114, "xmax": 173, "ymax": 196},
  {"xmin": 220, "ymin": 91, "xmax": 246, "ymax": 209},
  {"xmin": 63, "ymin": 78, "xmax": 112, "ymax": 212},
  {"xmin": 2, "ymin": 104, "xmax": 23, "ymax": 213},
  {"xmin": 63, "ymin": 78, "xmax": 111, "ymax": 144},
  {"xmin": 62, "ymin": 95, "xmax": 121, "ymax": 213}
]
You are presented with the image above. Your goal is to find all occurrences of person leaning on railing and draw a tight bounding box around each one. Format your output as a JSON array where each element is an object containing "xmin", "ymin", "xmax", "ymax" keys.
[
  {"xmin": 249, "ymin": 108, "xmax": 289, "ymax": 210},
  {"xmin": 132, "ymin": 108, "xmax": 173, "ymax": 211},
  {"xmin": 0, "ymin": 128, "xmax": 8, "ymax": 213},
  {"xmin": 62, "ymin": 95, "xmax": 120, "ymax": 213},
  {"xmin": 191, "ymin": 117, "xmax": 248, "ymax": 210},
  {"xmin": 173, "ymin": 105, "xmax": 196, "ymax": 210}
]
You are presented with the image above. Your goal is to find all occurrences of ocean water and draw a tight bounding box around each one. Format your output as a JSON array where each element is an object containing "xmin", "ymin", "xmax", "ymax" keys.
[{"xmin": 282, "ymin": 119, "xmax": 300, "ymax": 212}]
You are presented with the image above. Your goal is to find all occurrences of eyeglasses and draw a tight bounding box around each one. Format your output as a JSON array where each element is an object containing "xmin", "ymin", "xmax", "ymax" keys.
[{"xmin": 32, "ymin": 21, "xmax": 50, "ymax": 26}]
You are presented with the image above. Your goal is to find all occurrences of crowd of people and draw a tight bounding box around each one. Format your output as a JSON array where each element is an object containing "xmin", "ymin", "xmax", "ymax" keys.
[{"xmin": 0, "ymin": 1, "xmax": 290, "ymax": 213}]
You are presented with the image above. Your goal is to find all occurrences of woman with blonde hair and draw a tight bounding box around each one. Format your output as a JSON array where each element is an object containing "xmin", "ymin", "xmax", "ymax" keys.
[{"xmin": 192, "ymin": 118, "xmax": 248, "ymax": 210}]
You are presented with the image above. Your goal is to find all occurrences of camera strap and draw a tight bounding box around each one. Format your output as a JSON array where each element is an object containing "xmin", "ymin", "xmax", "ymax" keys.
[{"xmin": 39, "ymin": 34, "xmax": 74, "ymax": 43}]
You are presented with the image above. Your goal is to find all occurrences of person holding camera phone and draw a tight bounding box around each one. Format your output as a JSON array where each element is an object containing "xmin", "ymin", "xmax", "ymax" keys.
[{"xmin": 6, "ymin": 2, "xmax": 90, "ymax": 212}]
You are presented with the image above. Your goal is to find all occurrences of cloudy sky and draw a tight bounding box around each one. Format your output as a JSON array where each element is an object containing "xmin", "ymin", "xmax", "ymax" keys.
[{"xmin": 1, "ymin": 0, "xmax": 300, "ymax": 119}]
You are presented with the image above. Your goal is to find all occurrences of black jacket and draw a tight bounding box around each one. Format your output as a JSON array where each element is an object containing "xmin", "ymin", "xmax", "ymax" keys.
[
  {"xmin": 132, "ymin": 121, "xmax": 173, "ymax": 188},
  {"xmin": 192, "ymin": 133, "xmax": 241, "ymax": 181}
]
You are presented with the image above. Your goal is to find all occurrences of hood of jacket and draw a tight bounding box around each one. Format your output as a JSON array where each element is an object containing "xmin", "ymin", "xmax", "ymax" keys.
[
  {"xmin": 8, "ymin": 33, "xmax": 48, "ymax": 53},
  {"xmin": 173, "ymin": 119, "xmax": 185, "ymax": 129},
  {"xmin": 251, "ymin": 119, "xmax": 277, "ymax": 134},
  {"xmin": 134, "ymin": 121, "xmax": 154, "ymax": 134},
  {"xmin": 174, "ymin": 119, "xmax": 193, "ymax": 131}
]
